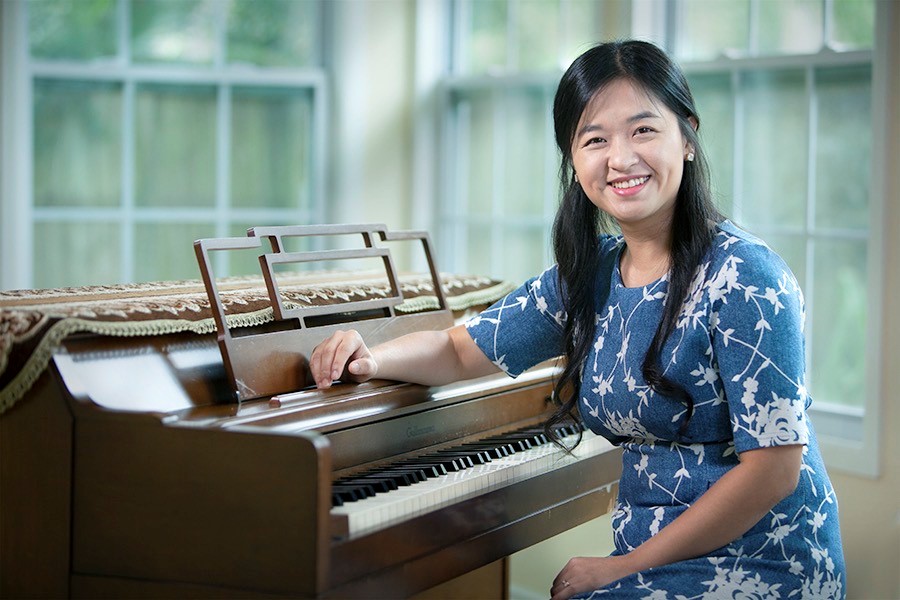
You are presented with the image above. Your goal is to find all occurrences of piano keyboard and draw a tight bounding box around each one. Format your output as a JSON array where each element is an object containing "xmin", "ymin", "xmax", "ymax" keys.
[{"xmin": 331, "ymin": 425, "xmax": 613, "ymax": 536}]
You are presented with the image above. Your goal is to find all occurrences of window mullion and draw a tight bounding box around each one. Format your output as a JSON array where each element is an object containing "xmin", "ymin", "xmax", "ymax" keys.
[
  {"xmin": 543, "ymin": 86, "xmax": 556, "ymax": 265},
  {"xmin": 823, "ymin": 0, "xmax": 835, "ymax": 48},
  {"xmin": 118, "ymin": 0, "xmax": 132, "ymax": 286},
  {"xmin": 118, "ymin": 0, "xmax": 129, "ymax": 64},
  {"xmin": 491, "ymin": 89, "xmax": 505, "ymax": 278},
  {"xmin": 455, "ymin": 97, "xmax": 472, "ymax": 275},
  {"xmin": 2, "ymin": 0, "xmax": 33, "ymax": 290},
  {"xmin": 506, "ymin": 0, "xmax": 517, "ymax": 72},
  {"xmin": 804, "ymin": 65, "xmax": 818, "ymax": 390},
  {"xmin": 216, "ymin": 83, "xmax": 231, "ymax": 277},
  {"xmin": 748, "ymin": 0, "xmax": 759, "ymax": 56},
  {"xmin": 121, "ymin": 77, "xmax": 136, "ymax": 284},
  {"xmin": 731, "ymin": 69, "xmax": 744, "ymax": 222}
]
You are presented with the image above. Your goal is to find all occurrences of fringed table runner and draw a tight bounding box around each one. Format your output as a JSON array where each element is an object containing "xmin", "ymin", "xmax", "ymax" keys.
[{"xmin": 0, "ymin": 272, "xmax": 514, "ymax": 415}]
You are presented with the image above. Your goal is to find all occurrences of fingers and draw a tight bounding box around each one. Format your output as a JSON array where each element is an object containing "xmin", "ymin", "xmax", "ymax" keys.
[
  {"xmin": 549, "ymin": 576, "xmax": 575, "ymax": 600},
  {"xmin": 310, "ymin": 330, "xmax": 373, "ymax": 389}
]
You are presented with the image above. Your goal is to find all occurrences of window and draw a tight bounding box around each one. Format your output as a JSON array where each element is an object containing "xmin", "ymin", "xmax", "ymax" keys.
[
  {"xmin": 438, "ymin": 0, "xmax": 631, "ymax": 285},
  {"xmin": 437, "ymin": 0, "xmax": 879, "ymax": 475},
  {"xmin": 1, "ymin": 0, "xmax": 326, "ymax": 289},
  {"xmin": 671, "ymin": 0, "xmax": 877, "ymax": 475}
]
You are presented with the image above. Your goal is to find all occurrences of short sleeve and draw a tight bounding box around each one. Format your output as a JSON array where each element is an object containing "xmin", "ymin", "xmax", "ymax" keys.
[
  {"xmin": 464, "ymin": 265, "xmax": 567, "ymax": 378},
  {"xmin": 709, "ymin": 240, "xmax": 810, "ymax": 453}
]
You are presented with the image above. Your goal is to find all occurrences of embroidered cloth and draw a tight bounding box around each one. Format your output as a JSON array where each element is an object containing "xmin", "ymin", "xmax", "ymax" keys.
[{"xmin": 0, "ymin": 271, "xmax": 514, "ymax": 415}]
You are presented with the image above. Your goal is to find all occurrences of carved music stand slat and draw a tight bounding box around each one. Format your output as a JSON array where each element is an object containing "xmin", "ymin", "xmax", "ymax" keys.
[{"xmin": 194, "ymin": 224, "xmax": 453, "ymax": 402}]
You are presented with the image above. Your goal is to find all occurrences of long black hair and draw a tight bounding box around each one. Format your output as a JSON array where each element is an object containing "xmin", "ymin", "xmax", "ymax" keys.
[{"xmin": 545, "ymin": 40, "xmax": 722, "ymax": 445}]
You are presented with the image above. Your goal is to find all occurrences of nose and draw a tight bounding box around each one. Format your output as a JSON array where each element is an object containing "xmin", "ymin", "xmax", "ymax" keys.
[{"xmin": 607, "ymin": 136, "xmax": 638, "ymax": 172}]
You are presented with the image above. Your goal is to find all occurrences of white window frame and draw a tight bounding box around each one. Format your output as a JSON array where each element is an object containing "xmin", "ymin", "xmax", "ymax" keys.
[
  {"xmin": 0, "ymin": 0, "xmax": 328, "ymax": 290},
  {"xmin": 663, "ymin": 0, "xmax": 884, "ymax": 478}
]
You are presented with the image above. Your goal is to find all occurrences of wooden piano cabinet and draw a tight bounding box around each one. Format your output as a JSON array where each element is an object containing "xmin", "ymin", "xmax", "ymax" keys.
[
  {"xmin": 69, "ymin": 416, "xmax": 331, "ymax": 598},
  {"xmin": 67, "ymin": 560, "xmax": 508, "ymax": 600},
  {"xmin": 0, "ymin": 370, "xmax": 74, "ymax": 599}
]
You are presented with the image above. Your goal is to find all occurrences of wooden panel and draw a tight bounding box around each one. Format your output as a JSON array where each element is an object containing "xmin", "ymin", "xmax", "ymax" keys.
[
  {"xmin": 71, "ymin": 418, "xmax": 331, "ymax": 596},
  {"xmin": 70, "ymin": 574, "xmax": 287, "ymax": 599},
  {"xmin": 0, "ymin": 371, "xmax": 73, "ymax": 598},
  {"xmin": 411, "ymin": 559, "xmax": 508, "ymax": 600}
]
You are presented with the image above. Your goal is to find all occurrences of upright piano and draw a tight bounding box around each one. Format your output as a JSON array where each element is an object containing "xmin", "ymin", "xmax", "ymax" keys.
[{"xmin": 0, "ymin": 225, "xmax": 621, "ymax": 599}]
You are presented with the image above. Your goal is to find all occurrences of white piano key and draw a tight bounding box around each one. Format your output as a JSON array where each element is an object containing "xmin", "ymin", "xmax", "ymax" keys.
[{"xmin": 332, "ymin": 431, "xmax": 613, "ymax": 536}]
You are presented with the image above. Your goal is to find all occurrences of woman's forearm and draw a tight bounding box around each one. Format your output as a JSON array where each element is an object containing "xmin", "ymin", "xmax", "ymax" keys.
[{"xmin": 371, "ymin": 326, "xmax": 498, "ymax": 386}]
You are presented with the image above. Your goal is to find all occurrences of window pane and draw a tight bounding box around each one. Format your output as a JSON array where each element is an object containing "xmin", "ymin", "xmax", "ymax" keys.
[
  {"xmin": 831, "ymin": 0, "xmax": 875, "ymax": 50},
  {"xmin": 815, "ymin": 66, "xmax": 871, "ymax": 231},
  {"xmin": 134, "ymin": 222, "xmax": 216, "ymax": 282},
  {"xmin": 131, "ymin": 0, "xmax": 216, "ymax": 65},
  {"xmin": 504, "ymin": 227, "xmax": 547, "ymax": 284},
  {"xmin": 741, "ymin": 70, "xmax": 807, "ymax": 229},
  {"xmin": 466, "ymin": 224, "xmax": 494, "ymax": 276},
  {"xmin": 757, "ymin": 0, "xmax": 823, "ymax": 55},
  {"xmin": 231, "ymin": 87, "xmax": 314, "ymax": 210},
  {"xmin": 689, "ymin": 73, "xmax": 734, "ymax": 215},
  {"xmin": 135, "ymin": 84, "xmax": 216, "ymax": 208},
  {"xmin": 464, "ymin": 0, "xmax": 507, "ymax": 74},
  {"xmin": 34, "ymin": 80, "xmax": 121, "ymax": 208},
  {"xmin": 34, "ymin": 221, "xmax": 120, "ymax": 288},
  {"xmin": 562, "ymin": 0, "xmax": 602, "ymax": 66},
  {"xmin": 515, "ymin": 0, "xmax": 559, "ymax": 71},
  {"xmin": 227, "ymin": 0, "xmax": 319, "ymax": 67},
  {"xmin": 452, "ymin": 91, "xmax": 494, "ymax": 217},
  {"xmin": 810, "ymin": 237, "xmax": 867, "ymax": 408},
  {"xmin": 503, "ymin": 91, "xmax": 548, "ymax": 217},
  {"xmin": 28, "ymin": 0, "xmax": 117, "ymax": 60},
  {"xmin": 677, "ymin": 0, "xmax": 749, "ymax": 61}
]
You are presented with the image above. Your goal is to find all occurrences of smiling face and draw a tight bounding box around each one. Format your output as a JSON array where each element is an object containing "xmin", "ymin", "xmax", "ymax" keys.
[{"xmin": 571, "ymin": 78, "xmax": 693, "ymax": 234}]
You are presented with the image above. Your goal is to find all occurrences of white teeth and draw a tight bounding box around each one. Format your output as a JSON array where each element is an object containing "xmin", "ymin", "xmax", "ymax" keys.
[{"xmin": 611, "ymin": 177, "xmax": 649, "ymax": 189}]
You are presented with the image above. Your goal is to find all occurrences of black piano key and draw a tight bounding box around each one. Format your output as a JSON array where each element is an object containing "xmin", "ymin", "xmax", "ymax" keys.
[
  {"xmin": 342, "ymin": 477, "xmax": 395, "ymax": 494},
  {"xmin": 331, "ymin": 486, "xmax": 367, "ymax": 503},
  {"xmin": 380, "ymin": 468, "xmax": 427, "ymax": 484},
  {"xmin": 437, "ymin": 450, "xmax": 490, "ymax": 465},
  {"xmin": 417, "ymin": 454, "xmax": 467, "ymax": 472},
  {"xmin": 328, "ymin": 421, "xmax": 588, "ymax": 509},
  {"xmin": 394, "ymin": 462, "xmax": 448, "ymax": 478}
]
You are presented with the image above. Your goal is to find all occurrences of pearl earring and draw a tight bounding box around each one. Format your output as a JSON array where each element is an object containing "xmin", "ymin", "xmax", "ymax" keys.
[
  {"xmin": 686, "ymin": 152, "xmax": 695, "ymax": 162},
  {"xmin": 574, "ymin": 173, "xmax": 579, "ymax": 183}
]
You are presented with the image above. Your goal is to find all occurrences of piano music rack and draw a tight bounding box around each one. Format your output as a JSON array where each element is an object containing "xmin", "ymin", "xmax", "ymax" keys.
[{"xmin": 194, "ymin": 224, "xmax": 454, "ymax": 402}]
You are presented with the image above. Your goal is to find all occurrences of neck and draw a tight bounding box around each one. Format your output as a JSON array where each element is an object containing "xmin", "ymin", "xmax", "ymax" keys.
[{"xmin": 619, "ymin": 220, "xmax": 672, "ymax": 288}]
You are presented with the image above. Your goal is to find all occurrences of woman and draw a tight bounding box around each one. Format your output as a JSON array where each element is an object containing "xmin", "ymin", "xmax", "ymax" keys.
[{"xmin": 310, "ymin": 40, "xmax": 845, "ymax": 599}]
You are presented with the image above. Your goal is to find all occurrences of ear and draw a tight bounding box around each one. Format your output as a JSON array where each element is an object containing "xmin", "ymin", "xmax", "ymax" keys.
[{"xmin": 688, "ymin": 116, "xmax": 699, "ymax": 131}]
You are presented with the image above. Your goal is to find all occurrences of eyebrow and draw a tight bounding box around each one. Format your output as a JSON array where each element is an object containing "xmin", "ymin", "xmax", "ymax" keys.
[{"xmin": 576, "ymin": 111, "xmax": 662, "ymax": 138}]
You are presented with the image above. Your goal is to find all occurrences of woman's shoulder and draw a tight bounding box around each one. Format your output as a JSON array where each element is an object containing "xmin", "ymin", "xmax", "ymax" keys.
[
  {"xmin": 704, "ymin": 221, "xmax": 802, "ymax": 302},
  {"xmin": 709, "ymin": 221, "xmax": 791, "ymax": 273}
]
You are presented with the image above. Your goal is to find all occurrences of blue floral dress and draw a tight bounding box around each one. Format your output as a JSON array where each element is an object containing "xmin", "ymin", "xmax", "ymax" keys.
[{"xmin": 464, "ymin": 221, "xmax": 845, "ymax": 599}]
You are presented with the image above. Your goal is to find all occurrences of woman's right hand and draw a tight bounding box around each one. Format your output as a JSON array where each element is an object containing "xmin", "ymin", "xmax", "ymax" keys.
[{"xmin": 309, "ymin": 329, "xmax": 378, "ymax": 389}]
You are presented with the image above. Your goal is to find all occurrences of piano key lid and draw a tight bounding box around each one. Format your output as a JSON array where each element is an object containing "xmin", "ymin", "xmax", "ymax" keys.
[{"xmin": 194, "ymin": 224, "xmax": 454, "ymax": 403}]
